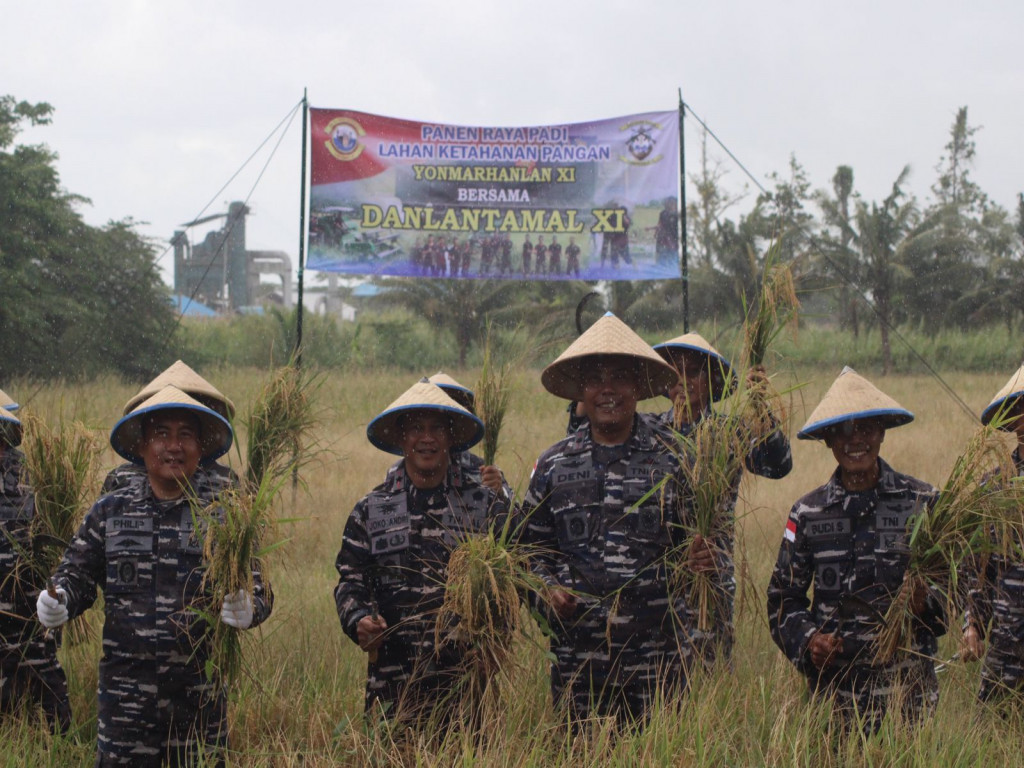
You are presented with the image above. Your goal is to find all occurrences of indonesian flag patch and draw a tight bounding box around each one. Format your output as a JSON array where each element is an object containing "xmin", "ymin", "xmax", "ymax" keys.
[{"xmin": 784, "ymin": 519, "xmax": 797, "ymax": 542}]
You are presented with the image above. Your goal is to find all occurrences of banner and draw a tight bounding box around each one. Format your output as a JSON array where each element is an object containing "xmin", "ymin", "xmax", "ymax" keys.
[{"xmin": 307, "ymin": 108, "xmax": 680, "ymax": 281}]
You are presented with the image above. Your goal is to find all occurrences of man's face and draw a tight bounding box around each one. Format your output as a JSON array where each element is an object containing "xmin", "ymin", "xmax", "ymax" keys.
[
  {"xmin": 667, "ymin": 352, "xmax": 712, "ymax": 421},
  {"xmin": 580, "ymin": 361, "xmax": 640, "ymax": 435},
  {"xmin": 139, "ymin": 411, "xmax": 202, "ymax": 494},
  {"xmin": 825, "ymin": 418, "xmax": 885, "ymax": 478},
  {"xmin": 399, "ymin": 411, "xmax": 453, "ymax": 481}
]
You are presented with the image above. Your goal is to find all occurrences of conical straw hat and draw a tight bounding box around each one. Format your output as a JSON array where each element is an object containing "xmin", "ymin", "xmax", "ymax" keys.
[
  {"xmin": 798, "ymin": 366, "xmax": 914, "ymax": 440},
  {"xmin": 0, "ymin": 388, "xmax": 18, "ymax": 412},
  {"xmin": 0, "ymin": 407, "xmax": 22, "ymax": 448},
  {"xmin": 367, "ymin": 379, "xmax": 484, "ymax": 456},
  {"xmin": 123, "ymin": 360, "xmax": 235, "ymax": 420},
  {"xmin": 111, "ymin": 385, "xmax": 234, "ymax": 464},
  {"xmin": 541, "ymin": 312, "xmax": 677, "ymax": 400},
  {"xmin": 653, "ymin": 332, "xmax": 735, "ymax": 402},
  {"xmin": 981, "ymin": 364, "xmax": 1024, "ymax": 426},
  {"xmin": 428, "ymin": 372, "xmax": 475, "ymax": 411}
]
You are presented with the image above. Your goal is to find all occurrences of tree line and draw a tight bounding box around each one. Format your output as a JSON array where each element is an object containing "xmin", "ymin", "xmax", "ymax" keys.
[
  {"xmin": 0, "ymin": 96, "xmax": 175, "ymax": 381},
  {"xmin": 684, "ymin": 107, "xmax": 1024, "ymax": 372},
  {"xmin": 2, "ymin": 94, "xmax": 1021, "ymax": 381}
]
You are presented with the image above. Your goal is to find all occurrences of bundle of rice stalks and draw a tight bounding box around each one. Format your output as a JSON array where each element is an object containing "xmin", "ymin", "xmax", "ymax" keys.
[
  {"xmin": 666, "ymin": 411, "xmax": 747, "ymax": 632},
  {"xmin": 21, "ymin": 414, "xmax": 98, "ymax": 643},
  {"xmin": 475, "ymin": 334, "xmax": 514, "ymax": 467},
  {"xmin": 741, "ymin": 244, "xmax": 799, "ymax": 442},
  {"xmin": 21, "ymin": 414, "xmax": 98, "ymax": 578},
  {"xmin": 244, "ymin": 362, "xmax": 320, "ymax": 493},
  {"xmin": 873, "ymin": 422, "xmax": 1016, "ymax": 663},
  {"xmin": 196, "ymin": 473, "xmax": 284, "ymax": 688},
  {"xmin": 435, "ymin": 528, "xmax": 539, "ymax": 680},
  {"xmin": 474, "ymin": 322, "xmax": 538, "ymax": 467}
]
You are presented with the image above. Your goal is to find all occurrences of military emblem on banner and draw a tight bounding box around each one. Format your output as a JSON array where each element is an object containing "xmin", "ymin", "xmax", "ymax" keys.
[
  {"xmin": 325, "ymin": 116, "xmax": 366, "ymax": 161},
  {"xmin": 619, "ymin": 119, "xmax": 663, "ymax": 165}
]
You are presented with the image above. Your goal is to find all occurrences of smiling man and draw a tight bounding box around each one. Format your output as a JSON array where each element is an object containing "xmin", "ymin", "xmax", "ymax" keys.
[
  {"xmin": 36, "ymin": 385, "xmax": 272, "ymax": 766},
  {"xmin": 767, "ymin": 367, "xmax": 944, "ymax": 734},
  {"xmin": 101, "ymin": 360, "xmax": 238, "ymax": 495},
  {"xmin": 335, "ymin": 379, "xmax": 508, "ymax": 727},
  {"xmin": 521, "ymin": 312, "xmax": 709, "ymax": 729}
]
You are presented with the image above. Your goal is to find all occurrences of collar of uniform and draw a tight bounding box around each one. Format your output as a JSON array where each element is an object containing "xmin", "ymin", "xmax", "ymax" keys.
[
  {"xmin": 566, "ymin": 413, "xmax": 650, "ymax": 455},
  {"xmin": 385, "ymin": 460, "xmax": 461, "ymax": 494},
  {"xmin": 823, "ymin": 457, "xmax": 902, "ymax": 504}
]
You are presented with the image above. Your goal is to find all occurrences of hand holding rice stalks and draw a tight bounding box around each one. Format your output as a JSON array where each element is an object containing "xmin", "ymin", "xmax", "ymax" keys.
[
  {"xmin": 22, "ymin": 414, "xmax": 98, "ymax": 643},
  {"xmin": 874, "ymin": 422, "xmax": 1016, "ymax": 663},
  {"xmin": 435, "ymin": 528, "xmax": 538, "ymax": 680},
  {"xmin": 666, "ymin": 414, "xmax": 747, "ymax": 632},
  {"xmin": 198, "ymin": 363, "xmax": 317, "ymax": 688},
  {"xmin": 196, "ymin": 474, "xmax": 281, "ymax": 689}
]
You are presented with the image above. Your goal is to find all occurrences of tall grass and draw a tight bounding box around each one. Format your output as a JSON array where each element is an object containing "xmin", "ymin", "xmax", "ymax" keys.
[{"xmin": 6, "ymin": 367, "xmax": 1024, "ymax": 765}]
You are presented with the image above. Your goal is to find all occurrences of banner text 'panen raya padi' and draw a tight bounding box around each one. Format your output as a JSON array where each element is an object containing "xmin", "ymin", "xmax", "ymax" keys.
[{"xmin": 308, "ymin": 108, "xmax": 680, "ymax": 281}]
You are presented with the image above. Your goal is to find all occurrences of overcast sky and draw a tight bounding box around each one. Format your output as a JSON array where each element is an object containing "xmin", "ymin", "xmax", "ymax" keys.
[{"xmin": 4, "ymin": 1, "xmax": 1021, "ymax": 286}]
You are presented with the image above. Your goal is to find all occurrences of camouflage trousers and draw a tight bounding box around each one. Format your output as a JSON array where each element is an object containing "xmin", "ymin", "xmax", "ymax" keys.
[
  {"xmin": 96, "ymin": 660, "xmax": 226, "ymax": 767},
  {"xmin": 0, "ymin": 636, "xmax": 71, "ymax": 734},
  {"xmin": 809, "ymin": 654, "xmax": 939, "ymax": 735},
  {"xmin": 548, "ymin": 592, "xmax": 689, "ymax": 728},
  {"xmin": 364, "ymin": 638, "xmax": 474, "ymax": 728},
  {"xmin": 979, "ymin": 627, "xmax": 1024, "ymax": 705}
]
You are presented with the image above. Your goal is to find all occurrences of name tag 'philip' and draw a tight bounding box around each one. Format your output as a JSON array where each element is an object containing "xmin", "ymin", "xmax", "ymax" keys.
[{"xmin": 110, "ymin": 517, "xmax": 154, "ymax": 532}]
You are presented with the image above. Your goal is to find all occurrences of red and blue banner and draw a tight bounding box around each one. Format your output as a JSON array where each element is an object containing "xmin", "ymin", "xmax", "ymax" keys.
[{"xmin": 307, "ymin": 108, "xmax": 680, "ymax": 281}]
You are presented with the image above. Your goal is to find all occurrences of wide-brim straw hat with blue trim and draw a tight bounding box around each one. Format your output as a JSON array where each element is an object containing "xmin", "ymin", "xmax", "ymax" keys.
[
  {"xmin": 428, "ymin": 372, "xmax": 475, "ymax": 412},
  {"xmin": 798, "ymin": 366, "xmax": 914, "ymax": 440},
  {"xmin": 541, "ymin": 312, "xmax": 678, "ymax": 401},
  {"xmin": 123, "ymin": 360, "xmax": 236, "ymax": 420},
  {"xmin": 0, "ymin": 388, "xmax": 18, "ymax": 413},
  {"xmin": 367, "ymin": 379, "xmax": 484, "ymax": 456},
  {"xmin": 981, "ymin": 364, "xmax": 1024, "ymax": 427},
  {"xmin": 0, "ymin": 407, "xmax": 22, "ymax": 447},
  {"xmin": 652, "ymin": 332, "xmax": 735, "ymax": 402},
  {"xmin": 111, "ymin": 385, "xmax": 234, "ymax": 464}
]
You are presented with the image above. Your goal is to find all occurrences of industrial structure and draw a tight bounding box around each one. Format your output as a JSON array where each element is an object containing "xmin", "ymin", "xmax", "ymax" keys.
[{"xmin": 172, "ymin": 201, "xmax": 292, "ymax": 313}]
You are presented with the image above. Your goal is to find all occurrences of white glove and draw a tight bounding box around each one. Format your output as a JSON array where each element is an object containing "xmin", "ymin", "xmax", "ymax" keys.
[
  {"xmin": 36, "ymin": 588, "xmax": 69, "ymax": 629},
  {"xmin": 220, "ymin": 589, "xmax": 254, "ymax": 629}
]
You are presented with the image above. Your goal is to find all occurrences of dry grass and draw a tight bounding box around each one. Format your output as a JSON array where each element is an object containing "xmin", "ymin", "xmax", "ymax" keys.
[
  {"xmin": 875, "ymin": 421, "xmax": 1019, "ymax": 663},
  {"xmin": 6, "ymin": 366, "xmax": 1024, "ymax": 765},
  {"xmin": 20, "ymin": 414, "xmax": 98, "ymax": 580}
]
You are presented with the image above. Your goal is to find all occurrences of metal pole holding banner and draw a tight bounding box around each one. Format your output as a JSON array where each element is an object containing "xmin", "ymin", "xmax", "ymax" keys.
[
  {"xmin": 295, "ymin": 88, "xmax": 309, "ymax": 368},
  {"xmin": 678, "ymin": 89, "xmax": 689, "ymax": 333}
]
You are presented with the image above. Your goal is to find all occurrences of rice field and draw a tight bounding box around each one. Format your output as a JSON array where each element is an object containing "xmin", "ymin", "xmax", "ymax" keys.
[{"xmin": 5, "ymin": 364, "xmax": 1024, "ymax": 766}]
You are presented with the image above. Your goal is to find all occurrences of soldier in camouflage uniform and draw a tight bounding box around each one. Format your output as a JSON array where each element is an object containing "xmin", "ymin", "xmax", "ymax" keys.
[
  {"xmin": 37, "ymin": 386, "xmax": 272, "ymax": 766},
  {"xmin": 565, "ymin": 333, "xmax": 792, "ymax": 668},
  {"xmin": 767, "ymin": 368, "xmax": 945, "ymax": 733},
  {"xmin": 651, "ymin": 333, "xmax": 792, "ymax": 668},
  {"xmin": 962, "ymin": 365, "xmax": 1024, "ymax": 705},
  {"xmin": 0, "ymin": 406, "xmax": 71, "ymax": 732},
  {"xmin": 335, "ymin": 381, "xmax": 509, "ymax": 725},
  {"xmin": 521, "ymin": 313, "xmax": 709, "ymax": 728},
  {"xmin": 102, "ymin": 360, "xmax": 238, "ymax": 495}
]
